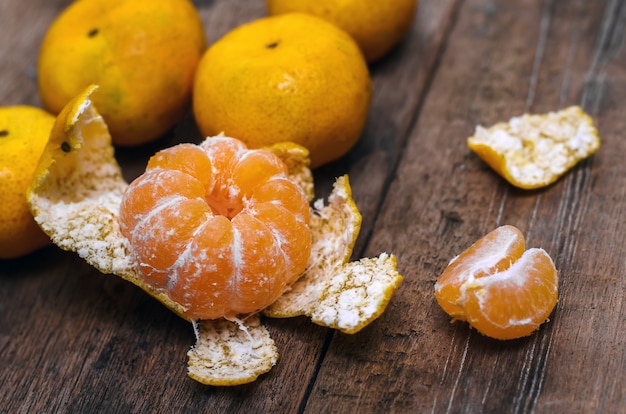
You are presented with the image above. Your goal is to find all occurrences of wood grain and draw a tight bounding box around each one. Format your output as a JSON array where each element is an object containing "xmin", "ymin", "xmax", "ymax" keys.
[{"xmin": 1, "ymin": 0, "xmax": 624, "ymax": 412}]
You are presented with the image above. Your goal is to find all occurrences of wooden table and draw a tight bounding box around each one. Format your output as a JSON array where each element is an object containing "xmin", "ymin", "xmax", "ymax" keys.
[{"xmin": 1, "ymin": 0, "xmax": 624, "ymax": 412}]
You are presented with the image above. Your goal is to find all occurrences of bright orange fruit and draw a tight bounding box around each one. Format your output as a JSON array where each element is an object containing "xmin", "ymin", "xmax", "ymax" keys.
[
  {"xmin": 119, "ymin": 137, "xmax": 312, "ymax": 320},
  {"xmin": 434, "ymin": 225, "xmax": 558, "ymax": 340},
  {"xmin": 38, "ymin": 0, "xmax": 206, "ymax": 146},
  {"xmin": 266, "ymin": 0, "xmax": 418, "ymax": 62},
  {"xmin": 192, "ymin": 13, "xmax": 371, "ymax": 168},
  {"xmin": 0, "ymin": 106, "xmax": 55, "ymax": 259}
]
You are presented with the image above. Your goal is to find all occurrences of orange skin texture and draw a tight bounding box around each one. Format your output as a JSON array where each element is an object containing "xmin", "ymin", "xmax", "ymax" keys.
[
  {"xmin": 266, "ymin": 0, "xmax": 418, "ymax": 62},
  {"xmin": 435, "ymin": 225, "xmax": 559, "ymax": 340},
  {"xmin": 193, "ymin": 13, "xmax": 371, "ymax": 169},
  {"xmin": 38, "ymin": 0, "xmax": 206, "ymax": 146},
  {"xmin": 119, "ymin": 137, "xmax": 312, "ymax": 320},
  {"xmin": 0, "ymin": 106, "xmax": 54, "ymax": 259}
]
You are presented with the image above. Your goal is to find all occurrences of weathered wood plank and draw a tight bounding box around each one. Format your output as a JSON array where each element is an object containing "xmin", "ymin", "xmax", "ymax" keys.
[
  {"xmin": 0, "ymin": 0, "xmax": 457, "ymax": 412},
  {"xmin": 305, "ymin": 0, "xmax": 626, "ymax": 412},
  {"xmin": 1, "ymin": 0, "xmax": 624, "ymax": 412}
]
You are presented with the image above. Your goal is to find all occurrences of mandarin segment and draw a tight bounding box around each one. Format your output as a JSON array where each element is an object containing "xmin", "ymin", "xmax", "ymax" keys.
[
  {"xmin": 232, "ymin": 150, "xmax": 288, "ymax": 198},
  {"xmin": 229, "ymin": 212, "xmax": 286, "ymax": 314},
  {"xmin": 252, "ymin": 202, "xmax": 312, "ymax": 277},
  {"xmin": 119, "ymin": 168, "xmax": 207, "ymax": 235},
  {"xmin": 169, "ymin": 215, "xmax": 237, "ymax": 320},
  {"xmin": 468, "ymin": 106, "xmax": 600, "ymax": 189},
  {"xmin": 147, "ymin": 143, "xmax": 214, "ymax": 188},
  {"xmin": 463, "ymin": 248, "xmax": 558, "ymax": 340},
  {"xmin": 251, "ymin": 178, "xmax": 310, "ymax": 223},
  {"xmin": 130, "ymin": 198, "xmax": 211, "ymax": 289},
  {"xmin": 435, "ymin": 225, "xmax": 526, "ymax": 319},
  {"xmin": 434, "ymin": 225, "xmax": 558, "ymax": 340}
]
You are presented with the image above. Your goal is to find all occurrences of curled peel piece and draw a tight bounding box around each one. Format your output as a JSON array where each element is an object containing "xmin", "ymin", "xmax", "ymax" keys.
[
  {"xmin": 265, "ymin": 176, "xmax": 403, "ymax": 334},
  {"xmin": 467, "ymin": 106, "xmax": 600, "ymax": 189},
  {"xmin": 27, "ymin": 85, "xmax": 188, "ymax": 319},
  {"xmin": 28, "ymin": 85, "xmax": 131, "ymax": 276}
]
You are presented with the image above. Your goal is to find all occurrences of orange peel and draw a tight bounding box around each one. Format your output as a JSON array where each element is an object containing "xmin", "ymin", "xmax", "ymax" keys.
[
  {"xmin": 27, "ymin": 85, "xmax": 402, "ymax": 385},
  {"xmin": 467, "ymin": 106, "xmax": 600, "ymax": 189},
  {"xmin": 264, "ymin": 176, "xmax": 403, "ymax": 334}
]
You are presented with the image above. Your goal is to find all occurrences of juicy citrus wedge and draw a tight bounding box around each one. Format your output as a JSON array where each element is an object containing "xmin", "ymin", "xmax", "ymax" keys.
[
  {"xmin": 467, "ymin": 106, "xmax": 600, "ymax": 189},
  {"xmin": 27, "ymin": 85, "xmax": 402, "ymax": 385},
  {"xmin": 434, "ymin": 225, "xmax": 558, "ymax": 340}
]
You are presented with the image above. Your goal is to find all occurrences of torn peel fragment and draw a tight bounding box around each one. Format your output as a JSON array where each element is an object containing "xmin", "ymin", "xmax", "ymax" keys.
[
  {"xmin": 265, "ymin": 176, "xmax": 403, "ymax": 334},
  {"xmin": 26, "ymin": 84, "xmax": 189, "ymax": 319},
  {"xmin": 467, "ymin": 106, "xmax": 600, "ymax": 189},
  {"xmin": 187, "ymin": 315, "xmax": 278, "ymax": 386},
  {"xmin": 311, "ymin": 253, "xmax": 403, "ymax": 334}
]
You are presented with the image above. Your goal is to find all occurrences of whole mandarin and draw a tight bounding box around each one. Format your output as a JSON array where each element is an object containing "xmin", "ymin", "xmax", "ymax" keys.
[
  {"xmin": 0, "ymin": 106, "xmax": 54, "ymax": 259},
  {"xmin": 266, "ymin": 0, "xmax": 418, "ymax": 62},
  {"xmin": 193, "ymin": 13, "xmax": 371, "ymax": 168},
  {"xmin": 37, "ymin": 0, "xmax": 206, "ymax": 146}
]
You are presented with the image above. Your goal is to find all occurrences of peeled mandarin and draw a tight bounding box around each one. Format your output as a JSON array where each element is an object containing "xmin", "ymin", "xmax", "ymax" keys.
[{"xmin": 119, "ymin": 137, "xmax": 312, "ymax": 320}]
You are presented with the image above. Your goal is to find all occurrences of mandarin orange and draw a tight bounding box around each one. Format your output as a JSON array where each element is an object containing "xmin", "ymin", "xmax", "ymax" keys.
[
  {"xmin": 119, "ymin": 137, "xmax": 311, "ymax": 320},
  {"xmin": 434, "ymin": 225, "xmax": 558, "ymax": 340},
  {"xmin": 0, "ymin": 106, "xmax": 55, "ymax": 259},
  {"xmin": 266, "ymin": 0, "xmax": 418, "ymax": 62},
  {"xmin": 38, "ymin": 0, "xmax": 206, "ymax": 146},
  {"xmin": 192, "ymin": 13, "xmax": 371, "ymax": 168}
]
